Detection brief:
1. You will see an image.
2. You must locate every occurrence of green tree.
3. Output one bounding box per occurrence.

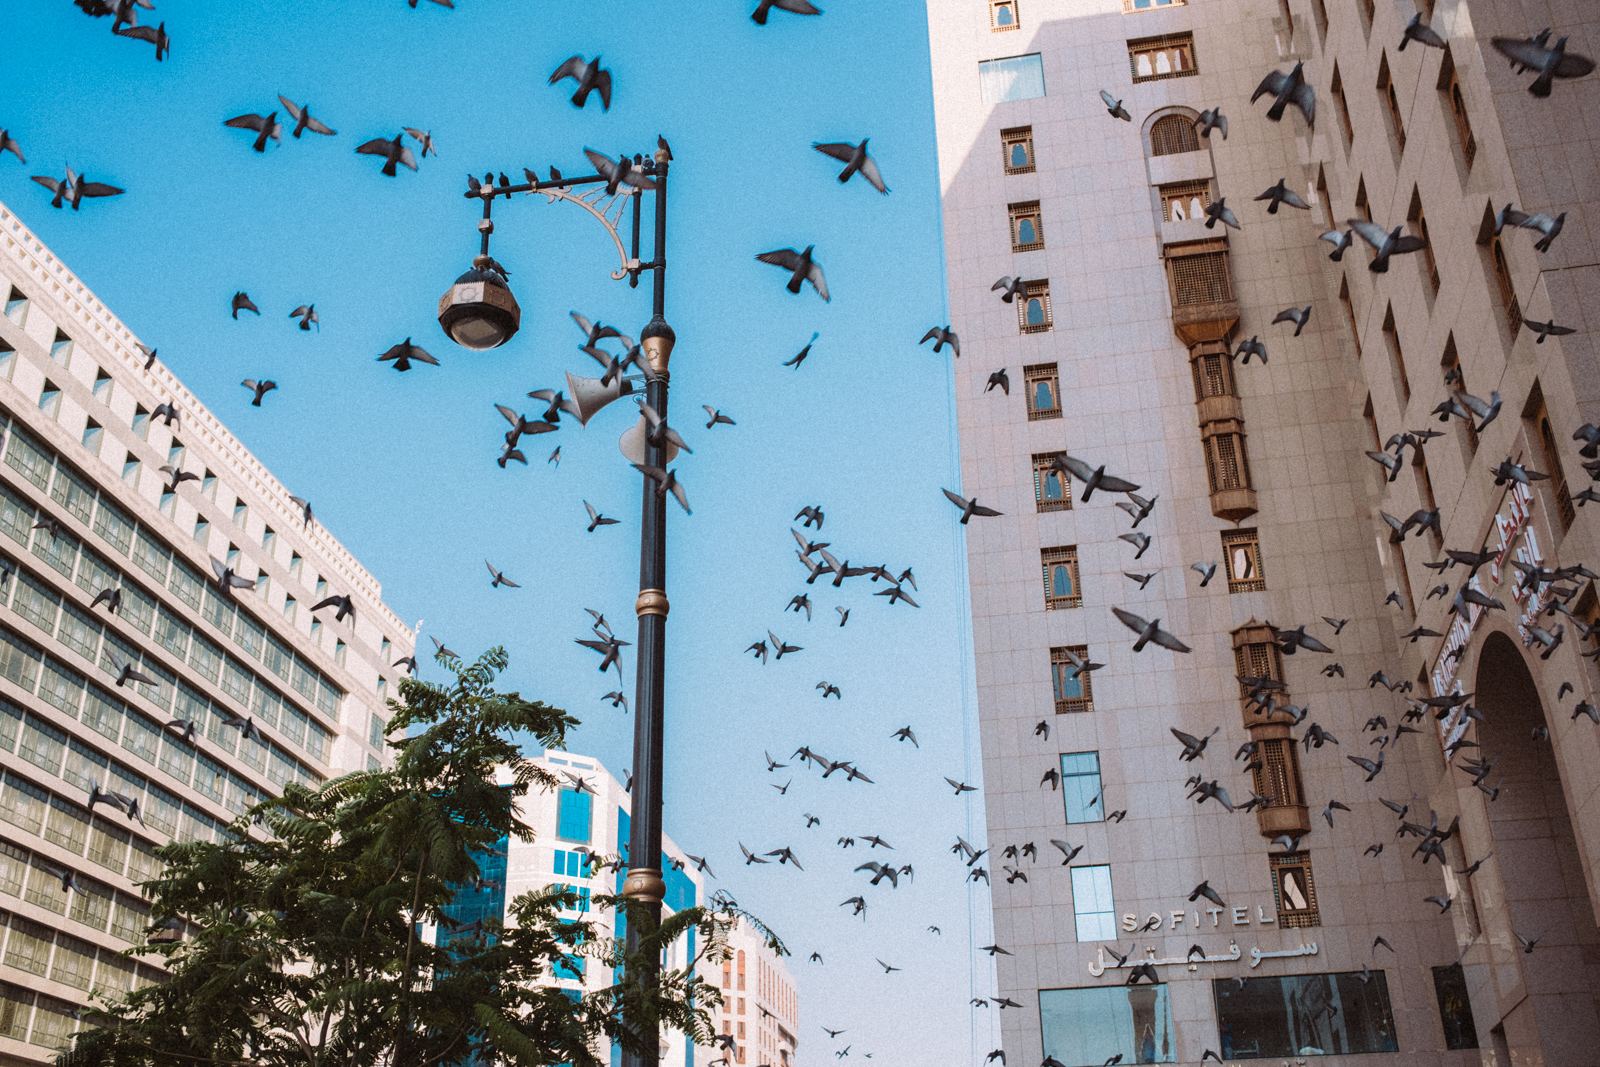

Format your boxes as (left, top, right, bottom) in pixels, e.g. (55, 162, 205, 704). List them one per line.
(63, 647, 780, 1067)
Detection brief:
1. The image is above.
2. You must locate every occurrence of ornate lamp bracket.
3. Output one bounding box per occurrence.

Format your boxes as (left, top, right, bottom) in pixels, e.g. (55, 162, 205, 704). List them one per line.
(531, 184, 642, 281)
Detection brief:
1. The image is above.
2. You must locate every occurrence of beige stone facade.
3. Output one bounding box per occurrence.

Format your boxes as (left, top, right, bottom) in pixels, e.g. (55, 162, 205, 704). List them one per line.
(0, 201, 413, 1063)
(927, 0, 1599, 1064)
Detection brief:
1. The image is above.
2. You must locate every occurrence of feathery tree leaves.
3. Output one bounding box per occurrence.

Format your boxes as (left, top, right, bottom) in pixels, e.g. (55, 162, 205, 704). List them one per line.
(62, 646, 781, 1067)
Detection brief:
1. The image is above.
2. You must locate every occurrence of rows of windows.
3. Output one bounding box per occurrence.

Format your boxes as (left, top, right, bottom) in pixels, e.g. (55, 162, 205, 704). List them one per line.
(0, 981, 86, 1055)
(0, 302, 392, 672)
(0, 691, 271, 857)
(0, 542, 327, 777)
(0, 419, 343, 733)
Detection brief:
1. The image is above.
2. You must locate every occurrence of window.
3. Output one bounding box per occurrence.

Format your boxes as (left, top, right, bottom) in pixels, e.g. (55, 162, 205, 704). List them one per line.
(262, 526, 276, 553)
(1159, 180, 1209, 222)
(4, 286, 27, 325)
(1382, 305, 1410, 404)
(1001, 127, 1035, 174)
(1213, 972, 1397, 1059)
(37, 382, 61, 420)
(1041, 984, 1175, 1067)
(1433, 965, 1480, 1050)
(381, 637, 392, 658)
(159, 491, 176, 518)
(1060, 752, 1103, 824)
(1407, 188, 1439, 293)
(1358, 0, 1376, 31)
(1191, 347, 1237, 401)
(309, 619, 322, 646)
(50, 329, 74, 368)
(1269, 851, 1320, 926)
(1377, 54, 1406, 152)
(122, 453, 141, 488)
(168, 442, 185, 470)
(335, 640, 347, 667)
(1128, 33, 1196, 82)
(225, 543, 240, 570)
(990, 0, 1018, 30)
(0, 340, 12, 381)
(370, 712, 386, 749)
(1413, 452, 1440, 541)
(1330, 63, 1353, 146)
(1148, 115, 1199, 156)
(316, 578, 330, 600)
(1018, 280, 1052, 333)
(557, 787, 592, 842)
(257, 573, 271, 599)
(1041, 546, 1082, 609)
(81, 420, 102, 456)
(132, 405, 149, 440)
(1070, 865, 1117, 941)
(1354, 175, 1371, 222)
(1032, 452, 1070, 512)
(1222, 529, 1265, 592)
(92, 370, 113, 404)
(979, 54, 1046, 104)
(283, 597, 297, 624)
(375, 676, 387, 701)
(1202, 426, 1253, 492)
(289, 552, 303, 580)
(1441, 335, 1477, 454)
(1123, 0, 1182, 10)
(1024, 363, 1061, 419)
(1166, 243, 1233, 306)
(1310, 0, 1328, 36)
(1439, 48, 1476, 170)
(1009, 202, 1044, 251)
(1478, 206, 1522, 337)
(1338, 276, 1361, 356)
(234, 500, 248, 526)
(1315, 165, 1333, 228)
(1527, 385, 1575, 532)
(1050, 646, 1094, 713)
(1249, 734, 1305, 808)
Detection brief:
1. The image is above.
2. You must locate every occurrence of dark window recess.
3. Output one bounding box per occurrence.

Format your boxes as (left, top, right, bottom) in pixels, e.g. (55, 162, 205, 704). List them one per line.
(1213, 971, 1399, 1060)
(1149, 114, 1200, 156)
(1432, 964, 1479, 1050)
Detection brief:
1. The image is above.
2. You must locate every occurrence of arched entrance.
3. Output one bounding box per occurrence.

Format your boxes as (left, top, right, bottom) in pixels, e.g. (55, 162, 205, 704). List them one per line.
(1473, 631, 1600, 1064)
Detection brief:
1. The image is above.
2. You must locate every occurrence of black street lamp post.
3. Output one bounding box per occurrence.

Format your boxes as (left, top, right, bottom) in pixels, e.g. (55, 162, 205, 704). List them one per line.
(436, 143, 674, 1067)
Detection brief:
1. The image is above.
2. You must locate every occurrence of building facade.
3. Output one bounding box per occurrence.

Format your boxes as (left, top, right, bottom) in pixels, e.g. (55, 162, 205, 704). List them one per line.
(0, 200, 414, 1062)
(717, 917, 799, 1067)
(437, 752, 786, 1067)
(927, 0, 1599, 1064)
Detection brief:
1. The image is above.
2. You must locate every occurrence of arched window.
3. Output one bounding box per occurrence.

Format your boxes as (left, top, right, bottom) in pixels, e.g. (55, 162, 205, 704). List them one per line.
(1136, 54, 1153, 77)
(1026, 296, 1046, 327)
(1149, 114, 1200, 156)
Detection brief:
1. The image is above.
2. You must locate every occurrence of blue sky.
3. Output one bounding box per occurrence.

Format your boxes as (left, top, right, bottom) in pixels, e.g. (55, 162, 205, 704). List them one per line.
(1, 1, 999, 1062)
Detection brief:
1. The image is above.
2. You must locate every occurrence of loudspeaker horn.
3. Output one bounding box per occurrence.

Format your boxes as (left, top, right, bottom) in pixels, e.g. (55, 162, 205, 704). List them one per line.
(566, 371, 634, 426)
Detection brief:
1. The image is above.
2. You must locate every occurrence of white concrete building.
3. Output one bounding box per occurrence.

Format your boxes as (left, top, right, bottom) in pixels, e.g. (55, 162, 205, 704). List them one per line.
(0, 199, 414, 1063)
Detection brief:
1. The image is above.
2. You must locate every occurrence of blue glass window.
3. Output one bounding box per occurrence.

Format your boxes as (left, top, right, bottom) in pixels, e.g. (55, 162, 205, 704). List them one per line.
(1070, 865, 1116, 941)
(1041, 984, 1175, 1065)
(1061, 752, 1102, 824)
(557, 787, 592, 842)
(1026, 297, 1047, 326)
(979, 54, 1046, 104)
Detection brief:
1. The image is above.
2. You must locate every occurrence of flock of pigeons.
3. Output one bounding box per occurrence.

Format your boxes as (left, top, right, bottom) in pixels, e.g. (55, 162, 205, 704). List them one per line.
(12, 3, 1598, 1065)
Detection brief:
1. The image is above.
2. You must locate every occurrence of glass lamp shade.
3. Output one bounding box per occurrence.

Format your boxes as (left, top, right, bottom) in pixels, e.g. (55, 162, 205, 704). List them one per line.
(437, 266, 521, 350)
